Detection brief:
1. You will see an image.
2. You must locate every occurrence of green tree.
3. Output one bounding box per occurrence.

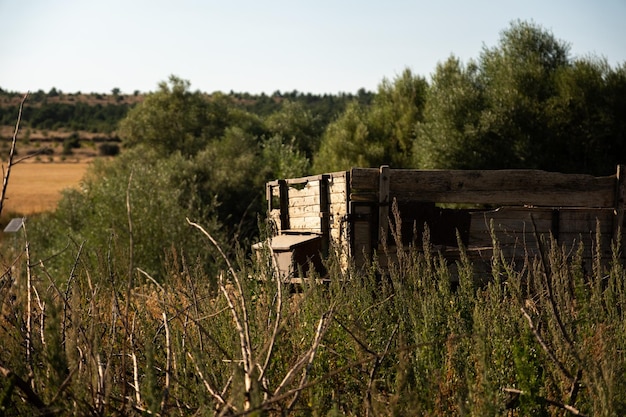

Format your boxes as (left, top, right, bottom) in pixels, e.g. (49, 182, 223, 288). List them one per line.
(260, 134, 310, 180)
(118, 75, 217, 157)
(370, 68, 427, 167)
(190, 127, 267, 241)
(415, 57, 489, 169)
(314, 69, 427, 172)
(313, 101, 378, 172)
(478, 20, 571, 168)
(548, 59, 626, 174)
(265, 100, 322, 158)
(414, 20, 620, 172)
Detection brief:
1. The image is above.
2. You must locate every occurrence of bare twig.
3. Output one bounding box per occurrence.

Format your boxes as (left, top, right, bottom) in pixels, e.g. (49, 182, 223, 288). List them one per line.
(48, 366, 79, 407)
(161, 311, 171, 414)
(530, 215, 578, 358)
(122, 171, 134, 409)
(258, 245, 283, 387)
(503, 387, 587, 416)
(365, 324, 398, 417)
(271, 308, 333, 413)
(217, 271, 254, 410)
(186, 351, 233, 413)
(187, 218, 255, 410)
(521, 307, 573, 380)
(130, 331, 142, 404)
(286, 310, 332, 414)
(0, 92, 28, 217)
(23, 222, 34, 385)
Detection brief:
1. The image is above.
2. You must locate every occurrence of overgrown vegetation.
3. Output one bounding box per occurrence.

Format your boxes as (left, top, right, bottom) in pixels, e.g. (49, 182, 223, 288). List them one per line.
(0, 219, 624, 415)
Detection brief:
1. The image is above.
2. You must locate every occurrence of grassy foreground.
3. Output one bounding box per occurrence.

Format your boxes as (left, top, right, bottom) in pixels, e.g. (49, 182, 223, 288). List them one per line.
(0, 225, 625, 416)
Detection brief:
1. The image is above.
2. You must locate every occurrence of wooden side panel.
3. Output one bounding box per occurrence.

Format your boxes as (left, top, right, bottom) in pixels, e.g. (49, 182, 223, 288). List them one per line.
(328, 172, 348, 242)
(469, 207, 616, 260)
(469, 208, 553, 248)
(270, 166, 624, 278)
(286, 179, 322, 231)
(350, 168, 379, 192)
(350, 167, 617, 205)
(387, 169, 616, 207)
(351, 204, 373, 268)
(328, 172, 350, 269)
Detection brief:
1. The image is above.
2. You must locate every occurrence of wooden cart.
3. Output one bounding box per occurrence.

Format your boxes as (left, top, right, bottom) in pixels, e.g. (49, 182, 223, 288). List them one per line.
(255, 165, 626, 281)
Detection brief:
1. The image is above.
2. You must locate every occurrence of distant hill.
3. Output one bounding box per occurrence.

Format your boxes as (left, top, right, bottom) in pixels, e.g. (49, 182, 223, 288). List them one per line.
(0, 87, 372, 138)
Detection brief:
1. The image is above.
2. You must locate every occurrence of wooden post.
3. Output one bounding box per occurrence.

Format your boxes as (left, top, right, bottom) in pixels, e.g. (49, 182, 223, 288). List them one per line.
(320, 175, 330, 255)
(378, 165, 390, 247)
(279, 180, 290, 231)
(614, 165, 625, 243)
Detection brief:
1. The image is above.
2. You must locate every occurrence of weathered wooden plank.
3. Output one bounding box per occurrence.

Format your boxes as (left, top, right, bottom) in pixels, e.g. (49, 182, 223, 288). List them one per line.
(350, 168, 380, 191)
(558, 210, 613, 234)
(387, 169, 616, 207)
(468, 208, 553, 248)
(287, 185, 321, 200)
(614, 165, 625, 241)
(288, 218, 322, 231)
(470, 209, 553, 231)
(288, 195, 321, 207)
(287, 211, 325, 220)
(378, 166, 390, 246)
(288, 204, 325, 216)
(470, 227, 545, 246)
(284, 175, 324, 185)
(350, 192, 378, 202)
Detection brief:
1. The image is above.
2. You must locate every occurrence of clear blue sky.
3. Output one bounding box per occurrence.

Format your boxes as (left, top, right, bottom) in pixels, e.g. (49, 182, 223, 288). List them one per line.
(1, 0, 624, 95)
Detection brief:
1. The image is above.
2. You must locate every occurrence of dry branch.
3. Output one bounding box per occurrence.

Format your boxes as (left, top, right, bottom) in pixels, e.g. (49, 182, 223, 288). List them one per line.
(0, 364, 47, 412)
(187, 218, 255, 410)
(0, 92, 28, 217)
(521, 306, 573, 380)
(503, 388, 587, 416)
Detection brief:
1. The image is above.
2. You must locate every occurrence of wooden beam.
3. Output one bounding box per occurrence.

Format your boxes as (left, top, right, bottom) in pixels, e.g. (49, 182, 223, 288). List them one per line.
(279, 180, 290, 231)
(378, 165, 390, 246)
(614, 165, 625, 242)
(320, 174, 330, 254)
(387, 169, 616, 207)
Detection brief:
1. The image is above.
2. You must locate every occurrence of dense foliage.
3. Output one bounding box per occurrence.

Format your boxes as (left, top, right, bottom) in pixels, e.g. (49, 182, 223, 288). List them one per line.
(317, 21, 626, 175)
(412, 22, 626, 175)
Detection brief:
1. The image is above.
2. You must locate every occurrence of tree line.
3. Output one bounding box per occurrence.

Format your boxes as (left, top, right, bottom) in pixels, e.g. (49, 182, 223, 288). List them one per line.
(0, 85, 368, 138)
(6, 20, 626, 280)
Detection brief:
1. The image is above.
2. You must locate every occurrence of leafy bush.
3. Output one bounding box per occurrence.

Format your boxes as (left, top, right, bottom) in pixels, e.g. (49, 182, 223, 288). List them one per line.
(26, 145, 226, 282)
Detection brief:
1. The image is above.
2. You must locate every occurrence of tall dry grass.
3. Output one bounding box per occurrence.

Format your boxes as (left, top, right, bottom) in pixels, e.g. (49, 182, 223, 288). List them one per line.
(0, 216, 624, 416)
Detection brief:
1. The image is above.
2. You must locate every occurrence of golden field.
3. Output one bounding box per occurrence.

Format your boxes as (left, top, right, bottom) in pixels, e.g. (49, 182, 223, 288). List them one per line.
(2, 162, 89, 215)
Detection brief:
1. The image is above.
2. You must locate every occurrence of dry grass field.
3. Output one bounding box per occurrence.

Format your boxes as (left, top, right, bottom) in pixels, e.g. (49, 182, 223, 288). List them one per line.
(2, 162, 88, 215)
